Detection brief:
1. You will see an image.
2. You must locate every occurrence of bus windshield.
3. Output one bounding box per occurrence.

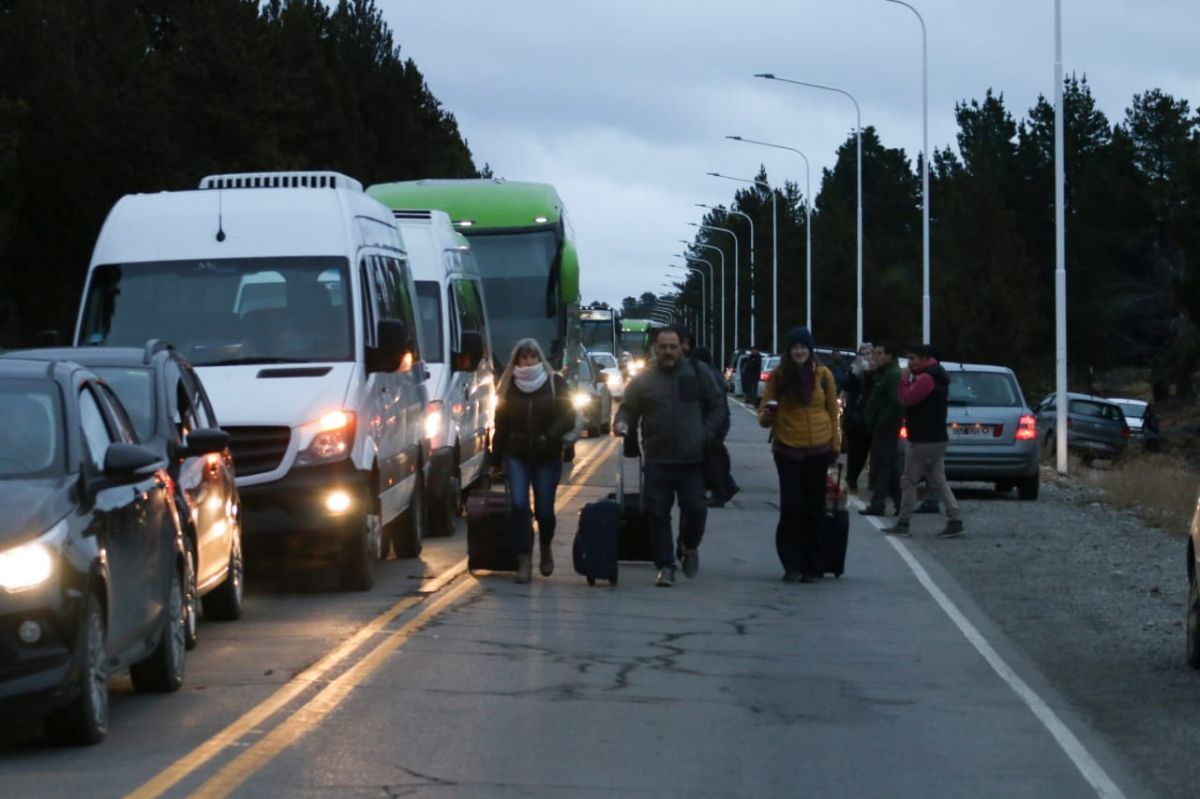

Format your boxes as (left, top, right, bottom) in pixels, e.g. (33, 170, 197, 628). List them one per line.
(464, 230, 559, 363)
(581, 319, 616, 354)
(78, 257, 353, 366)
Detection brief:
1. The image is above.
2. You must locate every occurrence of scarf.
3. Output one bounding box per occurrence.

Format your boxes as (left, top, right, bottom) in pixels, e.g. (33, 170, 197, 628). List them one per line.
(513, 364, 549, 394)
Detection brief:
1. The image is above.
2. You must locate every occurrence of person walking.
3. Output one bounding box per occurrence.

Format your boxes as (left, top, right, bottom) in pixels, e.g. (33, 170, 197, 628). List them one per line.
(759, 327, 840, 583)
(614, 326, 728, 586)
(693, 346, 740, 507)
(885, 345, 964, 538)
(741, 345, 763, 408)
(490, 338, 576, 582)
(859, 343, 903, 516)
(838, 342, 873, 491)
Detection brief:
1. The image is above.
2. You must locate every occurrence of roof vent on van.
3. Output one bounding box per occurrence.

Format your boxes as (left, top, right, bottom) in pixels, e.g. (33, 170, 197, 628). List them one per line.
(391, 210, 433, 220)
(198, 171, 364, 193)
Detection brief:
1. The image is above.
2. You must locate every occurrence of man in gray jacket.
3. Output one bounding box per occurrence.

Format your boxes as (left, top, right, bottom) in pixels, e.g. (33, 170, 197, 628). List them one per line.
(613, 326, 728, 586)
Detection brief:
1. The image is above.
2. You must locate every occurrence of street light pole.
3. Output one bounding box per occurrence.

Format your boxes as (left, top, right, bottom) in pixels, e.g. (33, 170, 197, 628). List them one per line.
(690, 221, 740, 355)
(675, 255, 714, 349)
(756, 73, 863, 347)
(883, 0, 930, 344)
(686, 236, 731, 365)
(1054, 0, 1068, 475)
(698, 203, 756, 351)
(707, 173, 778, 352)
(669, 264, 707, 346)
(726, 136, 813, 333)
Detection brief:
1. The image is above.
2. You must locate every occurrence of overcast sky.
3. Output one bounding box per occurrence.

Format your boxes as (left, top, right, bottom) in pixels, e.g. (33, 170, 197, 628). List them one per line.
(378, 0, 1199, 309)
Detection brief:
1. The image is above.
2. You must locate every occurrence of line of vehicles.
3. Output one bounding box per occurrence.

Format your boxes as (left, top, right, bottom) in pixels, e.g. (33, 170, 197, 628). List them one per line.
(0, 171, 639, 744)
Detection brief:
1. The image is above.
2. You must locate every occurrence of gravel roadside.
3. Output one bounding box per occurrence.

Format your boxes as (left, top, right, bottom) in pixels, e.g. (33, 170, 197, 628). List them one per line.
(905, 468, 1197, 799)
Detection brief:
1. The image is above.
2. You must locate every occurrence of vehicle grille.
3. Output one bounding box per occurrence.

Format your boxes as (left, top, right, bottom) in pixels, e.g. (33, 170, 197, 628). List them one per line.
(224, 426, 291, 477)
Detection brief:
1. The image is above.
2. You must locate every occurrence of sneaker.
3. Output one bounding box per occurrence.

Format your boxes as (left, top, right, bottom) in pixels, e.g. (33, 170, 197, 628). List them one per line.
(539, 541, 555, 576)
(514, 554, 533, 584)
(681, 548, 699, 578)
(782, 570, 801, 583)
(858, 505, 887, 516)
(884, 520, 911, 537)
(799, 573, 824, 583)
(706, 496, 726, 508)
(938, 520, 965, 539)
(655, 567, 676, 587)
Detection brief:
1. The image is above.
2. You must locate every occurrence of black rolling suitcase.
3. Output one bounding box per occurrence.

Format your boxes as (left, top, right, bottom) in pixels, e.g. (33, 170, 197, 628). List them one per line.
(466, 478, 517, 573)
(612, 452, 654, 563)
(573, 451, 625, 586)
(822, 464, 850, 577)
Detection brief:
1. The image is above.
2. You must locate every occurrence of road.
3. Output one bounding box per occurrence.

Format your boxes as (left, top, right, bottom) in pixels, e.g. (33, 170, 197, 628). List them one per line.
(0, 400, 1150, 797)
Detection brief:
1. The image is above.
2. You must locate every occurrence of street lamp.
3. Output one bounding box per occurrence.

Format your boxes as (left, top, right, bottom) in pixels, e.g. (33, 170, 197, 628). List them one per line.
(1054, 0, 1068, 475)
(689, 221, 740, 355)
(883, 0, 931, 345)
(756, 73, 863, 347)
(726, 136, 813, 334)
(697, 204, 756, 350)
(707, 172, 778, 353)
(683, 239, 726, 365)
(669, 263, 708, 346)
(674, 255, 714, 349)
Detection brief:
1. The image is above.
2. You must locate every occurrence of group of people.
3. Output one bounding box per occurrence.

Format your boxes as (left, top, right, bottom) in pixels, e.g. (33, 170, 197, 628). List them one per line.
(486, 324, 964, 587)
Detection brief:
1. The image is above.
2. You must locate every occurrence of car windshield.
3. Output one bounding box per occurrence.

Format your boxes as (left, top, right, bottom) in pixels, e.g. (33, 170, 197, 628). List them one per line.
(79, 257, 353, 366)
(946, 371, 1021, 407)
(0, 380, 64, 478)
(92, 367, 155, 441)
(1116, 402, 1146, 419)
(1070, 399, 1124, 422)
(464, 230, 558, 363)
(414, 281, 444, 364)
(591, 353, 618, 370)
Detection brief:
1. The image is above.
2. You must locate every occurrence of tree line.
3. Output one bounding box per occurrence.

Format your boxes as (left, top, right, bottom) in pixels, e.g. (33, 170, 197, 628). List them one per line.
(681, 77, 1199, 398)
(0, 0, 480, 347)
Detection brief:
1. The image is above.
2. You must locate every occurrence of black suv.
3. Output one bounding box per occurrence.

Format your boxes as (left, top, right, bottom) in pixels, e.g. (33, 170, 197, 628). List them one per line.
(15, 342, 243, 648)
(0, 358, 187, 745)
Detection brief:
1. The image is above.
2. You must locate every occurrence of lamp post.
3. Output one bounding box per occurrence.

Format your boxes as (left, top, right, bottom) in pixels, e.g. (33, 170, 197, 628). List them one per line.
(690, 221, 740, 355)
(1054, 0, 1067, 475)
(726, 135, 813, 333)
(883, 0, 930, 344)
(756, 73, 863, 347)
(707, 172, 777, 353)
(697, 204, 756, 350)
(678, 254, 714, 349)
(670, 260, 711, 349)
(684, 239, 727, 365)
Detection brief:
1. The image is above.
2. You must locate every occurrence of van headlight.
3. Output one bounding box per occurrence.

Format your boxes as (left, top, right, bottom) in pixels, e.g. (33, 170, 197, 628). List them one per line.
(0, 519, 67, 593)
(572, 392, 593, 410)
(424, 401, 444, 441)
(297, 410, 356, 466)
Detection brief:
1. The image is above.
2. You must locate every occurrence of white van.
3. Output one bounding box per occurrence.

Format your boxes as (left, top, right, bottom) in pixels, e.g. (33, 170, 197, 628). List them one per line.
(74, 171, 429, 591)
(392, 210, 495, 537)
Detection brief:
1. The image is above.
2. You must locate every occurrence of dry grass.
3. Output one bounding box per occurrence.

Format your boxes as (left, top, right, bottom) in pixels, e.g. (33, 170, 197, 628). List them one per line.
(1072, 451, 1198, 533)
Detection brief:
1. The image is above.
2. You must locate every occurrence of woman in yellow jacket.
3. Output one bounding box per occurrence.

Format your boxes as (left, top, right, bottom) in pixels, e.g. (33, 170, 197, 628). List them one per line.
(759, 327, 841, 582)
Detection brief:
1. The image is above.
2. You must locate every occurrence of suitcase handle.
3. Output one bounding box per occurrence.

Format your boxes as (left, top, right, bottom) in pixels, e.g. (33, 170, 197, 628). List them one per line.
(614, 443, 643, 511)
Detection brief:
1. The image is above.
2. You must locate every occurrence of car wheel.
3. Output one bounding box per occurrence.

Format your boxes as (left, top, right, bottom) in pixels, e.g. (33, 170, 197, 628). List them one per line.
(183, 540, 199, 651)
(586, 424, 600, 438)
(44, 594, 108, 746)
(130, 568, 186, 693)
(392, 473, 426, 559)
(340, 509, 380, 592)
(600, 421, 611, 435)
(429, 471, 460, 538)
(1017, 474, 1039, 501)
(1187, 569, 1200, 670)
(202, 525, 244, 621)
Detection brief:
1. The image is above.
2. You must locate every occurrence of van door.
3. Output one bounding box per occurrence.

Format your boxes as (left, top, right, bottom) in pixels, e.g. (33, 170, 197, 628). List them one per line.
(450, 277, 492, 487)
(359, 256, 402, 519)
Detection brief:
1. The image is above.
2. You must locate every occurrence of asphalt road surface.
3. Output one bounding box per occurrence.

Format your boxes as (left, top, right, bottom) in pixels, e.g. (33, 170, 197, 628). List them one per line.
(0, 400, 1153, 798)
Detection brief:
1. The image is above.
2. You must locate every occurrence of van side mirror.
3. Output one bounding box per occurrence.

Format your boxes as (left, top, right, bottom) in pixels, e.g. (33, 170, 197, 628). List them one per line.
(180, 428, 230, 458)
(453, 331, 485, 373)
(371, 319, 410, 373)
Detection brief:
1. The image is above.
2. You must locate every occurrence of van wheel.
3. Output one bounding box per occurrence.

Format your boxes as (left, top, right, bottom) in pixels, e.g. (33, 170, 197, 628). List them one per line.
(429, 472, 460, 538)
(130, 569, 186, 693)
(202, 526, 244, 621)
(340, 511, 379, 591)
(1188, 569, 1200, 669)
(392, 474, 426, 559)
(183, 540, 199, 650)
(44, 594, 108, 746)
(1017, 475, 1039, 501)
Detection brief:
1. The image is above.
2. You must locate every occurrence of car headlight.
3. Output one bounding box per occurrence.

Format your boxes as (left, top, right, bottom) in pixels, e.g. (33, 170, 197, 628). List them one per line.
(424, 401, 444, 441)
(0, 519, 67, 593)
(606, 374, 622, 389)
(572, 392, 593, 410)
(296, 410, 356, 466)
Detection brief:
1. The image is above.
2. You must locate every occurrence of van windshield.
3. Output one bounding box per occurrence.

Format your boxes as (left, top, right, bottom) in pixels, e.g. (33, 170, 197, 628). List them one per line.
(79, 257, 353, 366)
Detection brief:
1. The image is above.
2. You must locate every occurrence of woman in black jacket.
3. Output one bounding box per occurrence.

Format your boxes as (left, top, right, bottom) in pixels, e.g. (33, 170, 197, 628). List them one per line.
(490, 338, 576, 583)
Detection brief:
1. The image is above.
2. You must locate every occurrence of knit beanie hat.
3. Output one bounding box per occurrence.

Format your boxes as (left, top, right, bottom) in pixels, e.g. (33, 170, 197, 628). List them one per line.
(783, 326, 815, 352)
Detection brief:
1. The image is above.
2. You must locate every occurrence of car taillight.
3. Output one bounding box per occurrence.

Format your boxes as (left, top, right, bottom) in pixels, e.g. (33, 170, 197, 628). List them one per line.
(1014, 414, 1038, 441)
(898, 422, 908, 440)
(760, 371, 770, 382)
(1121, 425, 1131, 439)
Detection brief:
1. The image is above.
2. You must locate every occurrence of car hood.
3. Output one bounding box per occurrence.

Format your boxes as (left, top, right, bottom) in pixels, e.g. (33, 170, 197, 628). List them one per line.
(0, 477, 75, 547)
(194, 363, 357, 428)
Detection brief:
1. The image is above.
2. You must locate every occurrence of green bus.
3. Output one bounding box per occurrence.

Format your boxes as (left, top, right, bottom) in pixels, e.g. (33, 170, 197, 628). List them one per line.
(366, 179, 581, 370)
(619, 318, 653, 362)
(580, 306, 617, 355)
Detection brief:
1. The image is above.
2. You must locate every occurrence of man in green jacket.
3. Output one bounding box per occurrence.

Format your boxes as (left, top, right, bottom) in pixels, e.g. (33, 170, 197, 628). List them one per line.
(860, 342, 903, 516)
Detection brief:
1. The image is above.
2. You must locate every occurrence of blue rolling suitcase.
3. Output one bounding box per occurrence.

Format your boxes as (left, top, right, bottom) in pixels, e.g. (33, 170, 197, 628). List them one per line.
(573, 454, 623, 586)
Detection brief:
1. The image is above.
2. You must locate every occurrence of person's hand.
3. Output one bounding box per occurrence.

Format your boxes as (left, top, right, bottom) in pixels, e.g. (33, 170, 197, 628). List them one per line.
(613, 421, 629, 437)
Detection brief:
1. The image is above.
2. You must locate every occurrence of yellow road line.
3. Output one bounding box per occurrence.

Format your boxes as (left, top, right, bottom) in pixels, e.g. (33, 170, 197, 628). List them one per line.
(127, 436, 617, 799)
(187, 579, 478, 799)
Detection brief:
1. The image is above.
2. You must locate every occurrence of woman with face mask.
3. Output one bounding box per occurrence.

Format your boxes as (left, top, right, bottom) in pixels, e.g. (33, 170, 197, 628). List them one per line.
(490, 338, 576, 583)
(758, 327, 841, 582)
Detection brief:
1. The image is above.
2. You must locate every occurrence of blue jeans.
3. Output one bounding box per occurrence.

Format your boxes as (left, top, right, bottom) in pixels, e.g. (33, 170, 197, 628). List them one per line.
(504, 456, 563, 555)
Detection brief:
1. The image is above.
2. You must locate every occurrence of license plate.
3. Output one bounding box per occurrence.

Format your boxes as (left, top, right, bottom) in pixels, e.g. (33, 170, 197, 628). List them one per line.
(949, 423, 992, 437)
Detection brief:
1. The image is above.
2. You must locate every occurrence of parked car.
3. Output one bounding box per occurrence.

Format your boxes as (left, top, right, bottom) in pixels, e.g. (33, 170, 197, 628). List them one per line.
(6, 341, 244, 649)
(725, 349, 751, 395)
(0, 358, 188, 745)
(1107, 397, 1161, 448)
(73, 170, 429, 591)
(589, 351, 624, 399)
(940, 362, 1041, 500)
(1035, 392, 1130, 461)
(573, 354, 613, 437)
(394, 210, 494, 538)
(757, 355, 781, 400)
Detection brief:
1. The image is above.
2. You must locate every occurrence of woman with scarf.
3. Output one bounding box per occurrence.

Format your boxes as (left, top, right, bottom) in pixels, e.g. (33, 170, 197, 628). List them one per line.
(490, 338, 576, 583)
(758, 327, 841, 583)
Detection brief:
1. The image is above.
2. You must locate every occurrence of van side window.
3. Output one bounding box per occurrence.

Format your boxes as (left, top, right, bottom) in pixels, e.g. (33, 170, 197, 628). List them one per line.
(376, 256, 420, 361)
(452, 279, 490, 360)
(359, 258, 377, 346)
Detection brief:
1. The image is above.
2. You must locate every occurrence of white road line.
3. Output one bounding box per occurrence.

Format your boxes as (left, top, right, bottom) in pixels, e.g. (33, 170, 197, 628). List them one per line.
(848, 496, 1127, 799)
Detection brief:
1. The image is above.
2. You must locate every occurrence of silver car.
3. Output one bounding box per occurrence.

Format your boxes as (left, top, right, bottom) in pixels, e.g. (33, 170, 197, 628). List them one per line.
(1035, 392, 1130, 461)
(757, 355, 781, 400)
